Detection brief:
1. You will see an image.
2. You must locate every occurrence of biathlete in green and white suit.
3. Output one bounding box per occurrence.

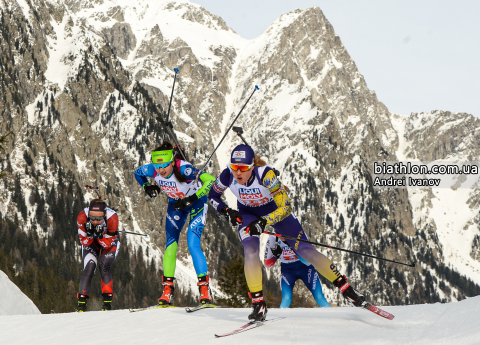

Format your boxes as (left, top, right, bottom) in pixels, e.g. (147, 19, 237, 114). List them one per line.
(134, 141, 215, 305)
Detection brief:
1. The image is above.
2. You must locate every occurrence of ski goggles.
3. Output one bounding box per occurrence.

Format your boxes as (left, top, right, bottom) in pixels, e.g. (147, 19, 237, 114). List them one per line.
(154, 161, 172, 169)
(89, 215, 104, 221)
(230, 163, 254, 172)
(152, 150, 173, 169)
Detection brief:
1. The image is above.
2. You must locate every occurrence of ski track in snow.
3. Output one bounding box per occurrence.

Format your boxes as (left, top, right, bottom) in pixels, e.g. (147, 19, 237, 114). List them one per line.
(1, 296, 480, 344)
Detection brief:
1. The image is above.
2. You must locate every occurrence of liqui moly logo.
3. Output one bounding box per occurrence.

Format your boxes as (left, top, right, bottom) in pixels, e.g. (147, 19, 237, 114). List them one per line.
(158, 181, 176, 187)
(238, 188, 262, 200)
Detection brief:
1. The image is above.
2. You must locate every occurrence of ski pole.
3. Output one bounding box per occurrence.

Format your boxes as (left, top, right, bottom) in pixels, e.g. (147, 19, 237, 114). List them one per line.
(118, 230, 149, 238)
(162, 68, 179, 142)
(232, 126, 250, 145)
(231, 125, 281, 177)
(183, 85, 260, 195)
(263, 231, 416, 268)
(200, 85, 259, 172)
(156, 68, 188, 161)
(85, 185, 101, 198)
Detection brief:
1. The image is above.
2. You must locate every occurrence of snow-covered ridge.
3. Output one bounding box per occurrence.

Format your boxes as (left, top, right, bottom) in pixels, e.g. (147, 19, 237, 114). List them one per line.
(391, 111, 480, 286)
(0, 271, 40, 315)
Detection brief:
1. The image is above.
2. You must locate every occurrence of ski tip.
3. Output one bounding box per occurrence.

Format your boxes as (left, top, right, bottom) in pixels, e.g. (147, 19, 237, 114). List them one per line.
(254, 85, 259, 90)
(174, 67, 179, 73)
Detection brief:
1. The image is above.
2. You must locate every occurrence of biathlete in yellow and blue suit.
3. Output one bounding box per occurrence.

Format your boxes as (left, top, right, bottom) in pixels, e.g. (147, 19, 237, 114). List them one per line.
(134, 141, 215, 306)
(208, 144, 365, 321)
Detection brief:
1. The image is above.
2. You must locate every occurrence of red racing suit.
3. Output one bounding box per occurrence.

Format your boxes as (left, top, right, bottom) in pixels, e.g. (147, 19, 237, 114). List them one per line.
(77, 207, 119, 250)
(77, 207, 120, 295)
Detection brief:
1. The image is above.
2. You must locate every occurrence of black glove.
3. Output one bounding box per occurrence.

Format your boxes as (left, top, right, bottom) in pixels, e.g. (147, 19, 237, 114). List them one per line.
(85, 222, 94, 239)
(221, 206, 243, 226)
(174, 193, 198, 211)
(144, 183, 161, 198)
(94, 224, 104, 239)
(271, 243, 282, 258)
(245, 218, 267, 236)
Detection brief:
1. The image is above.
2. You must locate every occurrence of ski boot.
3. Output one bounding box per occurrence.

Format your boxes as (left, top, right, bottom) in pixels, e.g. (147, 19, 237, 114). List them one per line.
(76, 293, 89, 312)
(197, 275, 213, 304)
(158, 276, 175, 306)
(101, 293, 113, 311)
(334, 275, 365, 307)
(248, 291, 267, 321)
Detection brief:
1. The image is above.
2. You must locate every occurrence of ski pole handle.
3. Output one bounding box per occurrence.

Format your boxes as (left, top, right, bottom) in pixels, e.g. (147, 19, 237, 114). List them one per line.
(85, 185, 102, 198)
(263, 231, 416, 268)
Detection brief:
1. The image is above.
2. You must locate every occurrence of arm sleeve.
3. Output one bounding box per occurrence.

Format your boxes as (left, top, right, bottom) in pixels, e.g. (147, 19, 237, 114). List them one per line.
(207, 169, 231, 212)
(97, 213, 119, 249)
(264, 235, 278, 268)
(179, 164, 216, 199)
(77, 211, 94, 247)
(261, 168, 292, 225)
(196, 172, 216, 198)
(134, 164, 156, 187)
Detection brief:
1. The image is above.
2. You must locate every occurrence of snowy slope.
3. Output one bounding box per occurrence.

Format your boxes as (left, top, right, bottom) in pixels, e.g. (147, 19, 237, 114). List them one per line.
(0, 271, 40, 316)
(391, 113, 480, 287)
(1, 297, 480, 344)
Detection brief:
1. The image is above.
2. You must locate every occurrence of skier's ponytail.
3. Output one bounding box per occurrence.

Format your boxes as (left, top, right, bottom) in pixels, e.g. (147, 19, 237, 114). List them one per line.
(254, 156, 266, 167)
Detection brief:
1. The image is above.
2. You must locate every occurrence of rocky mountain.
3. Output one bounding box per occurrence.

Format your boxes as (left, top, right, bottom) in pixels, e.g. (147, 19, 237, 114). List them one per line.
(0, 0, 479, 311)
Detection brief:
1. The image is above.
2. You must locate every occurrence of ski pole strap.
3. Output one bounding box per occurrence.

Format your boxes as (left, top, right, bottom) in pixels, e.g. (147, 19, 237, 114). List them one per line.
(263, 231, 416, 268)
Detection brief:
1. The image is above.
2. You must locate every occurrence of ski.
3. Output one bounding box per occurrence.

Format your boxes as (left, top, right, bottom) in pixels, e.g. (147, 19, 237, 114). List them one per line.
(185, 303, 221, 313)
(214, 317, 285, 338)
(129, 305, 178, 313)
(361, 302, 395, 320)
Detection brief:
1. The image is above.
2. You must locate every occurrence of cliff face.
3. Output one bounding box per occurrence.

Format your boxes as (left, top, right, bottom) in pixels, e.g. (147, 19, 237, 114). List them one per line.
(1, 0, 479, 307)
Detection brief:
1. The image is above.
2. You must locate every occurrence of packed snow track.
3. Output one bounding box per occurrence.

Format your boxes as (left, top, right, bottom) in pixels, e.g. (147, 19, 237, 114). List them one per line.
(1, 296, 479, 344)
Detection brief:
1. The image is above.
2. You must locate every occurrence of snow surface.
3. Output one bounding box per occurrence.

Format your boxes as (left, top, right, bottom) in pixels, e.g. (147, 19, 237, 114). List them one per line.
(0, 271, 40, 316)
(1, 296, 480, 344)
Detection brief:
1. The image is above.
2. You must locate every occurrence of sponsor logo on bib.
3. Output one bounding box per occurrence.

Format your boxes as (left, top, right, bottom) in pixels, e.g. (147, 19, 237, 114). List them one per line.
(157, 181, 176, 187)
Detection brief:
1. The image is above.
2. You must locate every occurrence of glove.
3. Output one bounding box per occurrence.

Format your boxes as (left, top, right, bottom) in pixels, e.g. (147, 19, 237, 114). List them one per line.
(94, 224, 105, 239)
(85, 222, 94, 239)
(174, 193, 198, 211)
(144, 183, 161, 198)
(271, 243, 282, 259)
(221, 206, 243, 226)
(245, 218, 267, 236)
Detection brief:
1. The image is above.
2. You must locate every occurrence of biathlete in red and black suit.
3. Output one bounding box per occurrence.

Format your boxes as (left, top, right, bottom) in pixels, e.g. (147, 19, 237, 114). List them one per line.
(76, 198, 120, 312)
(208, 144, 364, 321)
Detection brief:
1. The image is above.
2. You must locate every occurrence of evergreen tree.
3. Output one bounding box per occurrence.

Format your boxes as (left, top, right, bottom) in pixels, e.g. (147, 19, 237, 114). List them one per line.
(0, 131, 11, 179)
(217, 253, 249, 307)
